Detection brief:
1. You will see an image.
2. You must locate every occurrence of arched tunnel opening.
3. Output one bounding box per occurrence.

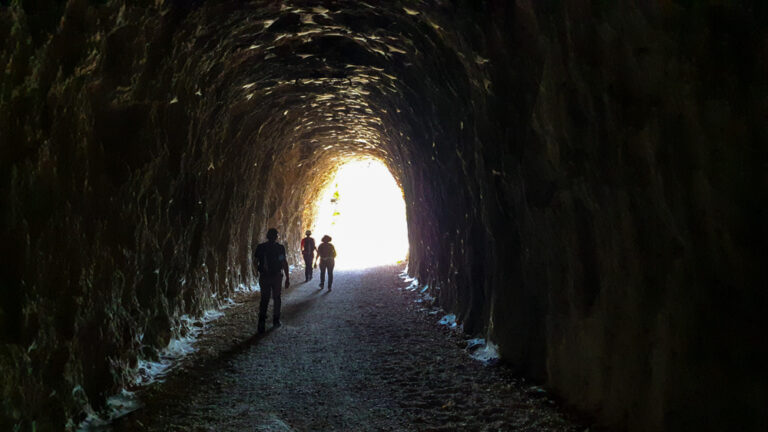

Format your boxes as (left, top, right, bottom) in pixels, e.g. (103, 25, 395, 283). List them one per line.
(310, 157, 409, 269)
(1, 1, 767, 430)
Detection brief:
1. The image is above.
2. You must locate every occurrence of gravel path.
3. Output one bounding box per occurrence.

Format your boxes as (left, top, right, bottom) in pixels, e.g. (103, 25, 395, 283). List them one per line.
(112, 264, 588, 431)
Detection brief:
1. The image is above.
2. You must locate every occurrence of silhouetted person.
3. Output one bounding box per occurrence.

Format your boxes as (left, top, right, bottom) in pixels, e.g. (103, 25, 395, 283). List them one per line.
(300, 230, 316, 282)
(317, 235, 337, 291)
(254, 228, 290, 333)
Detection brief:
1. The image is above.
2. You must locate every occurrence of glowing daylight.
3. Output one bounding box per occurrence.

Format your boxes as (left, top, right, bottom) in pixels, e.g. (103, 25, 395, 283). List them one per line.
(312, 159, 409, 269)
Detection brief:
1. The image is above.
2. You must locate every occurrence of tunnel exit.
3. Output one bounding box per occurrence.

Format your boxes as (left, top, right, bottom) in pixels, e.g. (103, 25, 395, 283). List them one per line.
(311, 159, 408, 269)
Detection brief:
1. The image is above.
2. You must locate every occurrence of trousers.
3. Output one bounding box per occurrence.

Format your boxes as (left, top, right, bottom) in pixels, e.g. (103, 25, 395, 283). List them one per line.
(319, 258, 335, 287)
(258, 274, 282, 324)
(303, 254, 314, 280)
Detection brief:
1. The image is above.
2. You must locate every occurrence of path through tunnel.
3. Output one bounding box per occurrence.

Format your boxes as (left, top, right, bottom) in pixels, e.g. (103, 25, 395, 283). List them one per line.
(1, 1, 767, 431)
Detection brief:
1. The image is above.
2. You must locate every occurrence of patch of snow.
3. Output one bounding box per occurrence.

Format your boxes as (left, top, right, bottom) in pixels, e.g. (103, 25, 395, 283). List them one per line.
(468, 339, 501, 366)
(133, 357, 172, 386)
(80, 294, 238, 430)
(164, 334, 197, 359)
(394, 269, 502, 367)
(236, 283, 259, 293)
(466, 338, 485, 351)
(202, 309, 224, 322)
(439, 314, 457, 328)
(130, 307, 227, 387)
(77, 389, 140, 431)
(255, 415, 295, 431)
(398, 268, 414, 283)
(221, 297, 237, 308)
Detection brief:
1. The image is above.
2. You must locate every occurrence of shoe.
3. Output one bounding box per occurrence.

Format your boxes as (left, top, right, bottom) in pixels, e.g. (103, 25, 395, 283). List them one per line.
(319, 282, 324, 289)
(328, 287, 332, 292)
(257, 322, 265, 334)
(273, 321, 281, 328)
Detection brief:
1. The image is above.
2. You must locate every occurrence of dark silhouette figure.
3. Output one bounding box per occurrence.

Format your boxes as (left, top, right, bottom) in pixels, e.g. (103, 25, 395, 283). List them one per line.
(300, 230, 316, 282)
(254, 228, 290, 333)
(317, 235, 337, 291)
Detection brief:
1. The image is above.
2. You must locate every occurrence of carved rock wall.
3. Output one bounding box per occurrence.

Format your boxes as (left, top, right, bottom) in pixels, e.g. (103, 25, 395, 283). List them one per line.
(1, 1, 766, 430)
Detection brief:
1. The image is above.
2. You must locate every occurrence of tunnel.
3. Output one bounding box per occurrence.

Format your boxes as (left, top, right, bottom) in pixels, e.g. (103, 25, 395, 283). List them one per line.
(1, 0, 766, 430)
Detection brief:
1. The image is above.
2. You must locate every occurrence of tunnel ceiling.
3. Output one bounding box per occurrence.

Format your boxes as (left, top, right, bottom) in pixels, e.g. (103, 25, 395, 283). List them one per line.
(169, 0, 487, 188)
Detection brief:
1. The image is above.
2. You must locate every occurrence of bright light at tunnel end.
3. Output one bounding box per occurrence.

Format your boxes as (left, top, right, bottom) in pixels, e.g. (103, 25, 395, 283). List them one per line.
(312, 158, 408, 270)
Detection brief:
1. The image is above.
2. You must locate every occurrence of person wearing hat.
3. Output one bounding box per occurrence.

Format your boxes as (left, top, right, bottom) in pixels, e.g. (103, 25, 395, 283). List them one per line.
(254, 228, 290, 333)
(300, 230, 317, 282)
(317, 235, 337, 291)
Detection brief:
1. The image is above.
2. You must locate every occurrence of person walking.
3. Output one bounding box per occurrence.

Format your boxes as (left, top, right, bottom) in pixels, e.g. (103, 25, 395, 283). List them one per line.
(317, 235, 336, 291)
(254, 228, 290, 333)
(300, 230, 316, 282)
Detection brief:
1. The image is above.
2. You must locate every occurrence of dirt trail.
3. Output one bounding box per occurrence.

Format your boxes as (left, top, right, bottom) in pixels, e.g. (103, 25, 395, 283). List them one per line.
(112, 265, 587, 431)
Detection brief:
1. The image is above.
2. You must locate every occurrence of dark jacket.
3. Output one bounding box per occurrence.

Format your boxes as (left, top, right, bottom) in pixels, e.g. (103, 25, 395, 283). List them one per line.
(254, 241, 287, 277)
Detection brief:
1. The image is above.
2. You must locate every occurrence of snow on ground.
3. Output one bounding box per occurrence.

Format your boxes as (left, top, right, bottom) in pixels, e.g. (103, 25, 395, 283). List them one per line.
(77, 389, 141, 431)
(236, 282, 260, 293)
(467, 338, 501, 366)
(132, 308, 226, 387)
(398, 273, 501, 366)
(438, 314, 458, 329)
(78, 285, 257, 431)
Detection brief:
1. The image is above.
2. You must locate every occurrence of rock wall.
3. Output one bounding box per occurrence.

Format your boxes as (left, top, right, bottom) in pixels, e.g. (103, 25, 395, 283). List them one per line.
(0, 1, 308, 427)
(409, 2, 768, 430)
(1, 0, 766, 430)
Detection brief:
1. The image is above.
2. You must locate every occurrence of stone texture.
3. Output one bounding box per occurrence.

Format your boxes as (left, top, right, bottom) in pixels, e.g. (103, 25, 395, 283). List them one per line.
(1, 0, 766, 430)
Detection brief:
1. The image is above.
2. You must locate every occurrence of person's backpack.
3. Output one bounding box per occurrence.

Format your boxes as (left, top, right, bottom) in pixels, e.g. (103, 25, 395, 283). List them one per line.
(318, 242, 336, 259)
(256, 242, 284, 276)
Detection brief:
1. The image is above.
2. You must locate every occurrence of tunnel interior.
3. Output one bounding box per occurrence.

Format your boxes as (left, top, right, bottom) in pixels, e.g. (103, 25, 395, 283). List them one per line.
(1, 0, 767, 430)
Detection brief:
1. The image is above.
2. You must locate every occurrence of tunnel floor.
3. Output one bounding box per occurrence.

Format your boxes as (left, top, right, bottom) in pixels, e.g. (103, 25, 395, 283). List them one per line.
(111, 265, 585, 431)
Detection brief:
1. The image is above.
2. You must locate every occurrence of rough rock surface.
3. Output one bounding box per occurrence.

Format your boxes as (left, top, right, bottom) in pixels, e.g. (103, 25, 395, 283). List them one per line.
(1, 1, 766, 431)
(112, 265, 585, 431)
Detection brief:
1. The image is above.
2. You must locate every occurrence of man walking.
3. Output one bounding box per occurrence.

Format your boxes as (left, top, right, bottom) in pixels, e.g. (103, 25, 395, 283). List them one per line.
(300, 230, 316, 282)
(317, 235, 336, 291)
(254, 228, 290, 333)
